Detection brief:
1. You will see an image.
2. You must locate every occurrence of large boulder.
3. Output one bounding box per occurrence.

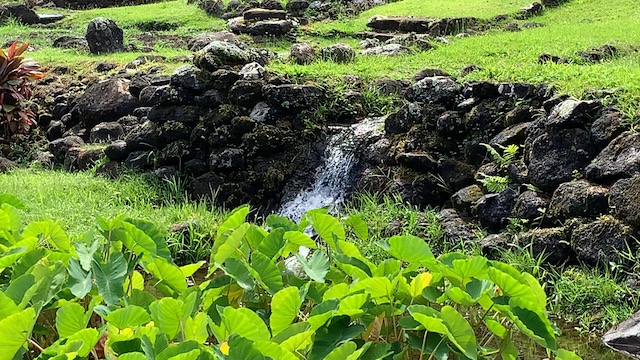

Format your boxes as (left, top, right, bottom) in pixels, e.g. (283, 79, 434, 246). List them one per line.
(513, 190, 549, 221)
(188, 31, 241, 52)
(586, 132, 640, 183)
(609, 175, 640, 227)
(527, 128, 595, 192)
(405, 76, 461, 105)
(590, 110, 628, 148)
(85, 17, 124, 54)
(170, 65, 213, 92)
(571, 216, 636, 265)
(548, 180, 609, 220)
(604, 312, 640, 359)
(263, 84, 325, 111)
(517, 227, 573, 264)
(476, 187, 519, 231)
(193, 40, 250, 72)
(74, 78, 141, 129)
(89, 122, 124, 143)
(384, 102, 422, 134)
(0, 4, 40, 25)
(544, 99, 601, 131)
(49, 136, 85, 162)
(320, 44, 356, 63)
(290, 43, 316, 65)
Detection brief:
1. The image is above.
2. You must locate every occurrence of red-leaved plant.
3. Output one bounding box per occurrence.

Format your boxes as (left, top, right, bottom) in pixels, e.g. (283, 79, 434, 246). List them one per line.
(0, 41, 45, 137)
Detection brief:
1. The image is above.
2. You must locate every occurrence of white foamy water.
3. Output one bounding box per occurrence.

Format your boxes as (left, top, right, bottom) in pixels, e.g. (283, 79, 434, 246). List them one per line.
(279, 118, 383, 221)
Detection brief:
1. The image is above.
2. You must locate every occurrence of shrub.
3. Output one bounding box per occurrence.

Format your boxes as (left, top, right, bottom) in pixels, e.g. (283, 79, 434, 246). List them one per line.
(0, 194, 582, 359)
(0, 41, 44, 137)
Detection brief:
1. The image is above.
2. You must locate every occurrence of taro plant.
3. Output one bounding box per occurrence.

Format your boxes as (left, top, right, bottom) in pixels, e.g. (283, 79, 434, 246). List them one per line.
(0, 194, 582, 359)
(0, 41, 44, 137)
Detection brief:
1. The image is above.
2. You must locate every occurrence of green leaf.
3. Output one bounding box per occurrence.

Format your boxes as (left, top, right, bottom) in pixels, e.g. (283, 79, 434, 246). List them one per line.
(67, 258, 92, 299)
(226, 335, 265, 360)
(214, 223, 250, 265)
(22, 220, 70, 252)
(5, 273, 35, 307)
(445, 287, 476, 306)
(265, 214, 298, 231)
(384, 235, 434, 265)
(508, 297, 557, 350)
(92, 252, 127, 306)
(0, 246, 27, 270)
(150, 298, 184, 340)
(345, 215, 368, 241)
(440, 305, 477, 360)
(253, 340, 298, 360)
(484, 319, 507, 339)
(283, 231, 317, 249)
(257, 228, 286, 260)
(156, 341, 200, 360)
(294, 251, 329, 283)
(119, 353, 148, 360)
(146, 257, 188, 293)
(75, 240, 99, 272)
(222, 306, 271, 341)
(250, 252, 283, 294)
(221, 258, 254, 291)
(0, 292, 19, 321)
(0, 307, 36, 360)
(125, 219, 172, 261)
(325, 341, 357, 360)
(180, 261, 206, 278)
(271, 322, 311, 343)
(216, 205, 250, 239)
(66, 328, 100, 357)
(184, 312, 209, 344)
(307, 213, 345, 250)
(0, 194, 25, 209)
(556, 349, 583, 360)
(106, 305, 151, 329)
(56, 302, 90, 337)
(270, 287, 302, 336)
(309, 315, 365, 360)
(1, 204, 21, 232)
(121, 221, 158, 258)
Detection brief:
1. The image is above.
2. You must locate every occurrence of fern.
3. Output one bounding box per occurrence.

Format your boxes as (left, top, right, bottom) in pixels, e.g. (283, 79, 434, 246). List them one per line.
(481, 143, 520, 169)
(478, 173, 510, 193)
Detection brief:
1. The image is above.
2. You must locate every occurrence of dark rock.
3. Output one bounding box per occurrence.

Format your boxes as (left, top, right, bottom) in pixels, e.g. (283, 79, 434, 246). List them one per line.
(290, 43, 316, 65)
(528, 128, 595, 192)
(1, 4, 40, 24)
(414, 68, 451, 81)
(438, 158, 475, 190)
(476, 187, 519, 231)
(538, 53, 566, 64)
(497, 82, 535, 99)
(579, 44, 618, 63)
(373, 79, 407, 97)
(239, 62, 266, 80)
(480, 233, 514, 257)
(125, 121, 162, 151)
(363, 138, 393, 165)
(397, 152, 438, 172)
(244, 8, 287, 20)
(320, 44, 356, 63)
(140, 85, 194, 107)
(184, 158, 209, 177)
(157, 140, 192, 165)
(195, 89, 225, 109)
(95, 62, 116, 72)
(104, 140, 130, 161)
(242, 124, 288, 155)
(147, 106, 204, 125)
(513, 190, 549, 221)
(48, 136, 84, 162)
(405, 76, 461, 105)
(117, 115, 142, 132)
(198, 0, 224, 16)
(249, 102, 279, 124)
(544, 99, 601, 130)
(170, 65, 212, 91)
(504, 105, 534, 126)
(518, 2, 543, 18)
(230, 116, 256, 136)
(610, 175, 640, 227)
(384, 102, 421, 134)
(542, 94, 570, 113)
(490, 122, 532, 147)
(361, 44, 412, 56)
(435, 111, 465, 137)
(603, 311, 640, 359)
(507, 160, 529, 184)
(190, 172, 225, 200)
(261, 0, 284, 10)
(95, 160, 121, 179)
(460, 64, 482, 77)
(129, 73, 170, 98)
(286, 0, 309, 16)
(159, 121, 191, 143)
(209, 148, 245, 171)
(518, 227, 573, 264)
(124, 150, 156, 169)
(439, 208, 479, 243)
(462, 81, 499, 99)
(0, 157, 17, 173)
(571, 216, 635, 265)
(52, 36, 89, 50)
(193, 40, 250, 72)
(89, 122, 124, 143)
(74, 77, 140, 129)
(47, 120, 65, 141)
(85, 17, 124, 54)
(63, 147, 82, 171)
(263, 84, 325, 111)
(229, 80, 265, 108)
(152, 166, 179, 181)
(210, 69, 240, 90)
(590, 111, 628, 149)
(548, 180, 609, 220)
(76, 148, 104, 171)
(451, 184, 484, 213)
(586, 132, 640, 183)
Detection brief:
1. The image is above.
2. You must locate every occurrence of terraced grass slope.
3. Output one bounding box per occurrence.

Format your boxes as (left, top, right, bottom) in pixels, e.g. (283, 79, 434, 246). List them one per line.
(274, 0, 640, 111)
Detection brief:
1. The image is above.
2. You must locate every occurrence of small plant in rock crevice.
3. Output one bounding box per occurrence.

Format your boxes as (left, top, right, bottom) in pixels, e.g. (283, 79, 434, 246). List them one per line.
(0, 41, 44, 138)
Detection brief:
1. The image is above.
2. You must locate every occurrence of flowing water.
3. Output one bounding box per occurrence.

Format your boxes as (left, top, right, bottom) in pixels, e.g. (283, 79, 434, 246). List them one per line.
(278, 118, 384, 221)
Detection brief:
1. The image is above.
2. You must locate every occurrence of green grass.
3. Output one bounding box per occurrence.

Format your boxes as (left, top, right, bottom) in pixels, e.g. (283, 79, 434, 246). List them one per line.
(0, 167, 227, 263)
(312, 0, 533, 34)
(269, 0, 640, 110)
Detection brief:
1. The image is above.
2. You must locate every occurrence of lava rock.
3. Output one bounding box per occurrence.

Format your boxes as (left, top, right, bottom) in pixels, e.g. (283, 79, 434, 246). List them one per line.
(263, 84, 325, 111)
(544, 99, 601, 131)
(590, 110, 629, 149)
(490, 122, 532, 147)
(528, 128, 595, 192)
(104, 140, 130, 161)
(124, 150, 156, 169)
(52, 36, 89, 50)
(147, 106, 204, 125)
(384, 102, 422, 134)
(157, 140, 192, 165)
(320, 44, 356, 63)
(239, 62, 266, 80)
(603, 312, 640, 359)
(124, 121, 162, 151)
(48, 136, 85, 162)
(405, 76, 462, 105)
(439, 208, 480, 243)
(513, 190, 549, 221)
(193, 40, 250, 72)
(170, 65, 212, 91)
(209, 148, 245, 171)
(548, 180, 609, 220)
(286, 0, 310, 16)
(586, 132, 640, 183)
(397, 152, 438, 172)
(188, 31, 241, 52)
(571, 216, 635, 265)
(74, 77, 140, 129)
(184, 158, 209, 177)
(451, 184, 484, 214)
(290, 42, 316, 65)
(85, 17, 124, 54)
(438, 158, 475, 190)
(89, 122, 124, 143)
(0, 157, 17, 173)
(476, 187, 519, 231)
(609, 175, 640, 227)
(229, 80, 265, 108)
(518, 227, 573, 264)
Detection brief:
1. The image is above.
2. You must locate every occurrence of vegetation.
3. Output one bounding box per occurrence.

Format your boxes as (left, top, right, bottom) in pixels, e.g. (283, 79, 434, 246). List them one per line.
(0, 41, 44, 137)
(0, 193, 582, 359)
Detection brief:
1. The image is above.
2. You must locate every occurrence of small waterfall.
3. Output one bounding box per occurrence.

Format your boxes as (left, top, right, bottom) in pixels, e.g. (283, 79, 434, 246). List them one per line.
(279, 118, 383, 221)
